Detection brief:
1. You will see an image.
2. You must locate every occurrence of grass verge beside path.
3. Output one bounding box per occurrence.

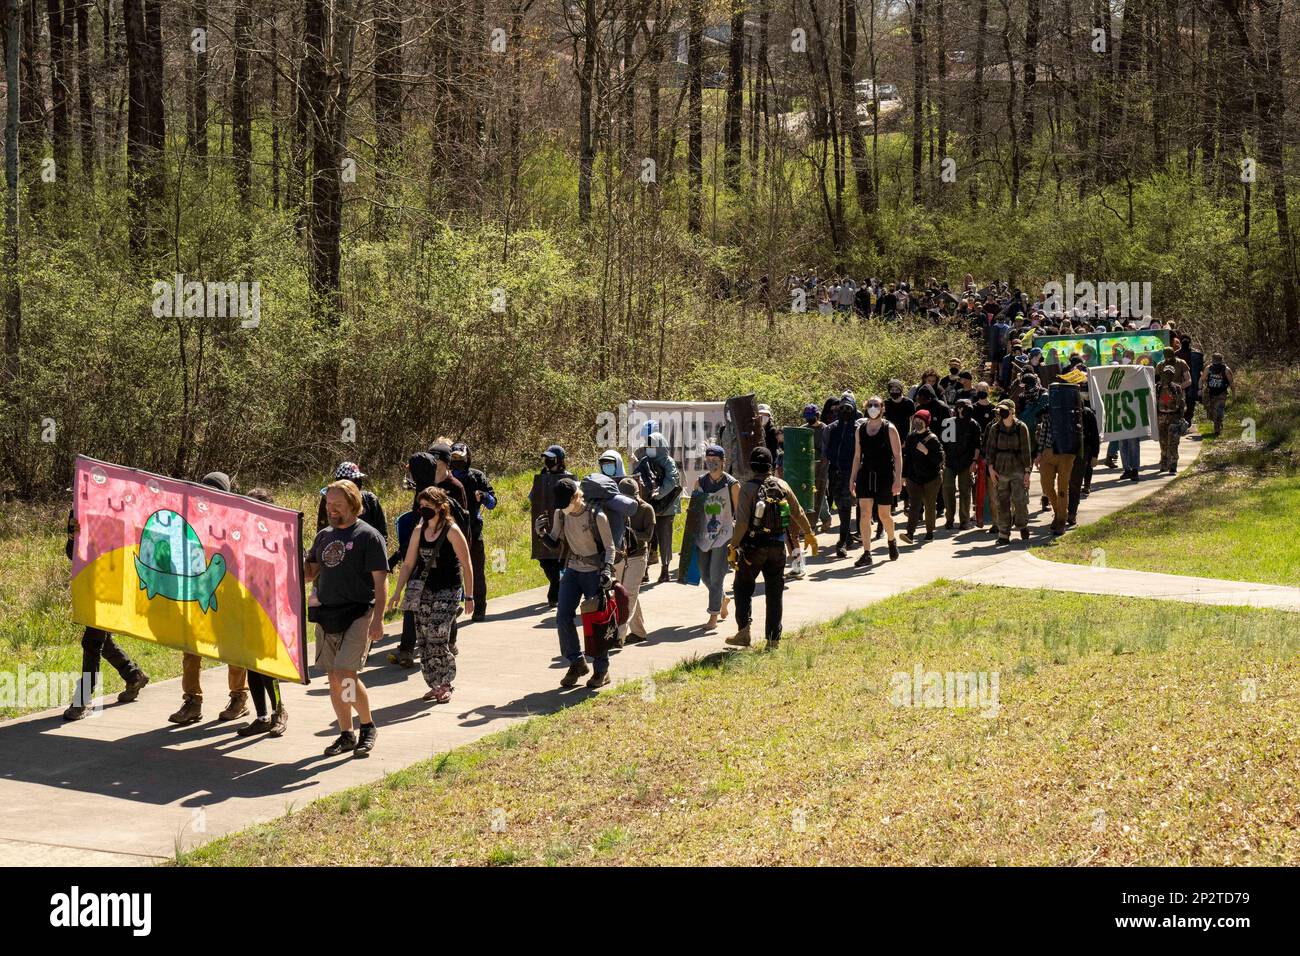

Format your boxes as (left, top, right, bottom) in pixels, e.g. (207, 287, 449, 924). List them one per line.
(179, 583, 1300, 867)
(1040, 368, 1300, 585)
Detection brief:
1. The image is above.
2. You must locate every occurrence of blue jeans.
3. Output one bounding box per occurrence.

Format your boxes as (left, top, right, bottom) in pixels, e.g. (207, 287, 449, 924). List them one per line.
(556, 568, 607, 672)
(1119, 438, 1141, 472)
(1106, 440, 1119, 460)
(697, 545, 729, 614)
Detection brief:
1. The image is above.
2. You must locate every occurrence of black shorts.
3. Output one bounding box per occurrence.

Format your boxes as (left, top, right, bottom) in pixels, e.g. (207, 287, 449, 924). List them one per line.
(854, 469, 895, 506)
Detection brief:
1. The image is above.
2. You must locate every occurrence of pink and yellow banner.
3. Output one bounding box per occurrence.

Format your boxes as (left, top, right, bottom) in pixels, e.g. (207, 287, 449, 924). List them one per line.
(70, 456, 309, 683)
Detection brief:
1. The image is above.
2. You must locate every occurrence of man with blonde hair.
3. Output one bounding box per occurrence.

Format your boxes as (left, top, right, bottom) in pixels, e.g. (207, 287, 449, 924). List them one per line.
(307, 479, 388, 756)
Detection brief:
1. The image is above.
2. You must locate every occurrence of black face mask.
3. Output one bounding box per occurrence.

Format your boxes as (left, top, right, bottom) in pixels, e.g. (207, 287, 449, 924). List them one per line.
(998, 408, 1012, 420)
(419, 506, 437, 521)
(889, 390, 902, 399)
(838, 407, 855, 422)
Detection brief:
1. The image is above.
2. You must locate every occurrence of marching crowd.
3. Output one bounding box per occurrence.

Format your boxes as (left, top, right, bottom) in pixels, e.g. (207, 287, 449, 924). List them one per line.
(60, 278, 1234, 761)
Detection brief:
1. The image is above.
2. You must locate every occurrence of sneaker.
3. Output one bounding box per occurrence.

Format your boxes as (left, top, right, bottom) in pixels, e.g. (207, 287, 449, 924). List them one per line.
(1066, 515, 1077, 527)
(560, 661, 591, 687)
(268, 707, 289, 738)
(354, 724, 377, 757)
(1019, 528, 1030, 541)
(236, 718, 273, 737)
(168, 695, 203, 725)
(854, 552, 873, 568)
(725, 627, 751, 647)
(117, 672, 150, 704)
(899, 531, 914, 544)
(324, 731, 356, 756)
(586, 671, 610, 689)
(1128, 471, 1140, 482)
(888, 539, 899, 561)
(218, 691, 249, 722)
(834, 545, 847, 559)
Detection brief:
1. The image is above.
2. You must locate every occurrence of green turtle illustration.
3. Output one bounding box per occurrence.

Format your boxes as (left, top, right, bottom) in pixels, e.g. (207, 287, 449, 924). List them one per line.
(133, 509, 226, 613)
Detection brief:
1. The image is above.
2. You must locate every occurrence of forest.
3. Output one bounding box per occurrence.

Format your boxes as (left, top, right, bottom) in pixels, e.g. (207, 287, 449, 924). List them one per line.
(0, 0, 1295, 496)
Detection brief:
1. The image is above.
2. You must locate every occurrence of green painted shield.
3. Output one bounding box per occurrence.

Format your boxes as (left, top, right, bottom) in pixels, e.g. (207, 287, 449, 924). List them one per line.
(134, 509, 226, 613)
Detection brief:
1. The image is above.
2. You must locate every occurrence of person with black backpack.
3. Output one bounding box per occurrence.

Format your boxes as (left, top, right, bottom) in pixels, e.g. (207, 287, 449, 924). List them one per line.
(449, 441, 496, 622)
(534, 479, 617, 689)
(1201, 352, 1233, 437)
(634, 431, 682, 584)
(724, 447, 816, 651)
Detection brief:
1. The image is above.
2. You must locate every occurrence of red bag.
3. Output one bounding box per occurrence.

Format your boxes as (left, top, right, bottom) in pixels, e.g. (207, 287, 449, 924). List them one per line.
(581, 589, 622, 656)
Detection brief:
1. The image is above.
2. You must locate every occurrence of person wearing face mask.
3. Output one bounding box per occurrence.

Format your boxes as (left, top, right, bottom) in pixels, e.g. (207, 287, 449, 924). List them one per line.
(938, 359, 964, 405)
(940, 399, 981, 530)
(883, 380, 916, 519)
(823, 397, 861, 558)
(984, 400, 1033, 543)
(1014, 373, 1051, 510)
(693, 445, 741, 630)
(757, 404, 782, 471)
(598, 449, 627, 479)
(450, 442, 495, 622)
(530, 445, 573, 608)
(388, 487, 474, 705)
(848, 396, 903, 567)
(999, 338, 1028, 390)
(535, 479, 617, 688)
(633, 432, 681, 583)
(900, 410, 944, 543)
(813, 399, 838, 533)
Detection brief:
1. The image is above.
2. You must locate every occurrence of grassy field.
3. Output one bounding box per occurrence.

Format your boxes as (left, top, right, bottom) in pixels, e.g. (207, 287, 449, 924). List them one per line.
(1039, 369, 1300, 585)
(179, 582, 1300, 867)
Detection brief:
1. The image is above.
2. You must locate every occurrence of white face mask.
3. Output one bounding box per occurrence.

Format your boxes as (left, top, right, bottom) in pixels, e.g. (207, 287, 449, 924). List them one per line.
(1121, 356, 1132, 365)
(866, 406, 882, 419)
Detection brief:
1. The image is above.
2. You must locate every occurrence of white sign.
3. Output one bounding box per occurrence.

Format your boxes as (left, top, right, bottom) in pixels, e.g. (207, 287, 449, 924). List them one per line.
(1088, 364, 1157, 442)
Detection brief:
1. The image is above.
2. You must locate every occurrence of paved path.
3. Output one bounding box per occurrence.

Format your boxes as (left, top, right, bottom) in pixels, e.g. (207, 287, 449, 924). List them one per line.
(1, 431, 1275, 866)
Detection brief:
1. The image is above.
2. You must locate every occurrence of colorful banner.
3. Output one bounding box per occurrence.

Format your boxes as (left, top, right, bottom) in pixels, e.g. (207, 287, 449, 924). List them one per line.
(70, 457, 308, 683)
(1031, 330, 1170, 368)
(1088, 365, 1159, 443)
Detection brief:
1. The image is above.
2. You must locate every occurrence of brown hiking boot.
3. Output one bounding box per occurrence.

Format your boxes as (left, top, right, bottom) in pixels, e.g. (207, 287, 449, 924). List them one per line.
(268, 706, 289, 737)
(725, 626, 751, 647)
(117, 672, 150, 704)
(168, 695, 203, 724)
(218, 690, 249, 721)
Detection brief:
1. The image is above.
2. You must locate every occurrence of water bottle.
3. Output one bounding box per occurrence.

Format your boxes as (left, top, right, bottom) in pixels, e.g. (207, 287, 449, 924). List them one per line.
(754, 497, 766, 521)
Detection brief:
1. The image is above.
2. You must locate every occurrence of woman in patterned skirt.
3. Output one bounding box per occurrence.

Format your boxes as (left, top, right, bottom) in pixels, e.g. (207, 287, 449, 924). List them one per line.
(387, 487, 474, 704)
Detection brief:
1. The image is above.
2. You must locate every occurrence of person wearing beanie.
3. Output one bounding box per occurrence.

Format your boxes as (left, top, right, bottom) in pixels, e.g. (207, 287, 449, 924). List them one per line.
(530, 445, 573, 608)
(169, 471, 250, 726)
(693, 444, 740, 630)
(617, 476, 655, 643)
(900, 409, 944, 544)
(726, 446, 816, 651)
(983, 400, 1033, 543)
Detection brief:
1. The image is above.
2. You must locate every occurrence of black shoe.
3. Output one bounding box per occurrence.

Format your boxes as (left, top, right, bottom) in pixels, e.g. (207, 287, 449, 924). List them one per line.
(586, 671, 610, 689)
(998, 536, 1011, 545)
(62, 704, 90, 722)
(1169, 467, 1177, 475)
(944, 519, 955, 530)
(1020, 528, 1030, 541)
(560, 661, 591, 687)
(924, 531, 934, 541)
(624, 633, 647, 644)
(324, 731, 356, 756)
(1128, 471, 1140, 482)
(657, 566, 670, 584)
(237, 718, 273, 737)
(1066, 515, 1077, 527)
(834, 545, 847, 559)
(1081, 487, 1091, 498)
(1105, 457, 1118, 469)
(854, 552, 873, 568)
(764, 639, 780, 652)
(354, 724, 377, 757)
(1040, 495, 1050, 511)
(899, 531, 914, 544)
(888, 539, 899, 560)
(471, 611, 486, 622)
(874, 525, 884, 540)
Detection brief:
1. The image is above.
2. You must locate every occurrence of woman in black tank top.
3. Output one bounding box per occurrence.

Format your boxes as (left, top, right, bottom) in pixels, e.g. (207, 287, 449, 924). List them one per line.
(389, 487, 474, 704)
(849, 396, 904, 568)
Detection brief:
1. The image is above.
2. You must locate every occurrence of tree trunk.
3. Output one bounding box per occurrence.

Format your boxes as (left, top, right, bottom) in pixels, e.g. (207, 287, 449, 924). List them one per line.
(372, 0, 400, 234)
(270, 14, 280, 208)
(232, 0, 252, 204)
(687, 0, 702, 231)
(934, 0, 946, 162)
(124, 0, 164, 255)
(842, 0, 874, 214)
(47, 0, 72, 182)
(909, 0, 924, 204)
(576, 0, 596, 223)
(970, 0, 987, 205)
(723, 0, 743, 189)
(73, 0, 93, 182)
(3, 0, 20, 382)
(191, 1, 207, 160)
(1020, 0, 1039, 206)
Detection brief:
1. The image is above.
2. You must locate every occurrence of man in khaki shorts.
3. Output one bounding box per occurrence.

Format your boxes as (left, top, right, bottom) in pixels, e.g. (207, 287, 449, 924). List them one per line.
(306, 480, 389, 757)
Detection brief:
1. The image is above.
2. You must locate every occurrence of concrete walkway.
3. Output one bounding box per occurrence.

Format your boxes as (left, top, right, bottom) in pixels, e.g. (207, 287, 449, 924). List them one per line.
(0, 431, 1272, 866)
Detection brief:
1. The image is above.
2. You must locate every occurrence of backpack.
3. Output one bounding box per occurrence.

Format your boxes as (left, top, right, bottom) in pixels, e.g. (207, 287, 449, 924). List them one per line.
(581, 473, 638, 554)
(747, 476, 790, 540)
